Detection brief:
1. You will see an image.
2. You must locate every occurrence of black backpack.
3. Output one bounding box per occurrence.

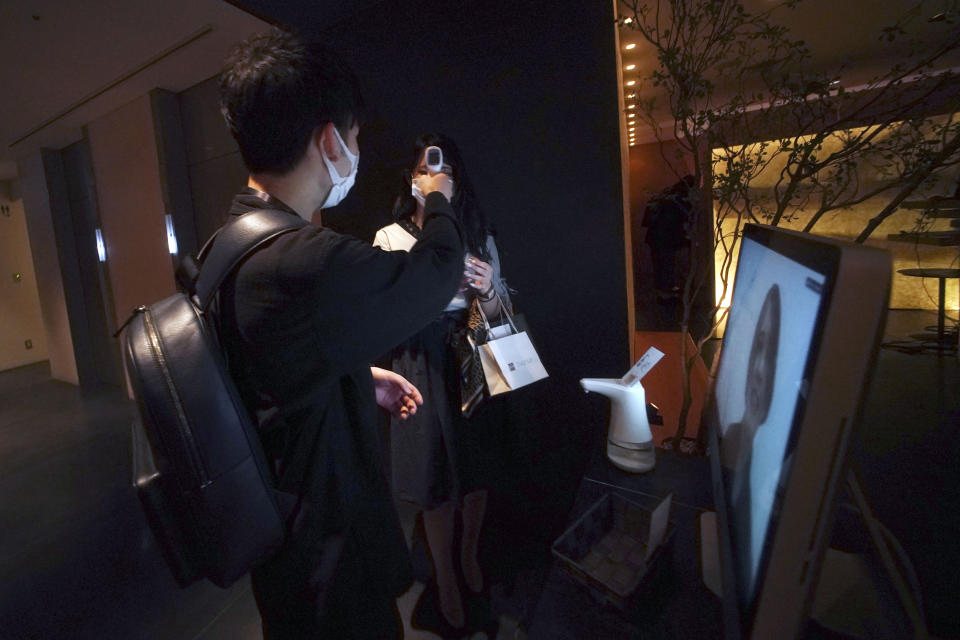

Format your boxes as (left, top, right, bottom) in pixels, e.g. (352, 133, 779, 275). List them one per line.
(122, 209, 305, 588)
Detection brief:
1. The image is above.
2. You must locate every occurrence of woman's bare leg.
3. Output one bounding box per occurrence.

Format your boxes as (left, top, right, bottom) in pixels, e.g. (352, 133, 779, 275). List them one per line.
(422, 500, 463, 627)
(460, 489, 487, 593)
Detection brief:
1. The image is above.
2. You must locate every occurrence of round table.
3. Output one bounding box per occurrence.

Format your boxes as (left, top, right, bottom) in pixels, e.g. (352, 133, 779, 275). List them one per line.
(897, 268, 960, 347)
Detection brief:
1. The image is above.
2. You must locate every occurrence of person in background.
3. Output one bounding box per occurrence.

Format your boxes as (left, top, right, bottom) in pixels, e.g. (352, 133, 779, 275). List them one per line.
(374, 133, 512, 635)
(642, 175, 694, 300)
(217, 30, 464, 639)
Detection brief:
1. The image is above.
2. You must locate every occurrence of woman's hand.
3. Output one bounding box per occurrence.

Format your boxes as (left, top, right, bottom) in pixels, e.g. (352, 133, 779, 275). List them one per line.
(464, 257, 494, 298)
(370, 367, 423, 420)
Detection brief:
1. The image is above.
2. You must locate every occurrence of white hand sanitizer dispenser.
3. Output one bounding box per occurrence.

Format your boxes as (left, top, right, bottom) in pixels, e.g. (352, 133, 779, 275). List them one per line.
(580, 347, 664, 474)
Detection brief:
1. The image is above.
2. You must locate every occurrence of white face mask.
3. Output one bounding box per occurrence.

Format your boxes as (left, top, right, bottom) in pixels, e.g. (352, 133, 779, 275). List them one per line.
(411, 178, 425, 205)
(319, 126, 359, 209)
(411, 176, 454, 206)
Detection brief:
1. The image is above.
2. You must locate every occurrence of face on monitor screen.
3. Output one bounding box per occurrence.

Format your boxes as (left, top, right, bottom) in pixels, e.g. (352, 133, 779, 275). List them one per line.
(714, 234, 827, 608)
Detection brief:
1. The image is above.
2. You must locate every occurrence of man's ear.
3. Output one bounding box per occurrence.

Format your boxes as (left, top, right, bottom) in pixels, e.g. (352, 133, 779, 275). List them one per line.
(316, 122, 341, 161)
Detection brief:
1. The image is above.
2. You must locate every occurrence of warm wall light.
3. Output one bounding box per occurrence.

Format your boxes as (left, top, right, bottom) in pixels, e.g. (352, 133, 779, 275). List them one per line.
(625, 64, 636, 70)
(626, 80, 636, 86)
(625, 43, 636, 50)
(165, 214, 178, 255)
(95, 228, 106, 263)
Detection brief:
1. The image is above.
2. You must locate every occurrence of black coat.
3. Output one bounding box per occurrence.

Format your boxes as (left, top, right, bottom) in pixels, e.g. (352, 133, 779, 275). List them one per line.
(218, 189, 464, 594)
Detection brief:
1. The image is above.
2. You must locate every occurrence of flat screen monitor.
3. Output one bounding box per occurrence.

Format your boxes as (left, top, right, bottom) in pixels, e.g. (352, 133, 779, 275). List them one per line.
(703, 224, 891, 639)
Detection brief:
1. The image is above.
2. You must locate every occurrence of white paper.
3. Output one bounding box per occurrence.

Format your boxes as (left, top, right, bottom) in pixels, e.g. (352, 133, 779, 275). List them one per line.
(620, 346, 665, 386)
(487, 324, 513, 341)
(645, 492, 673, 560)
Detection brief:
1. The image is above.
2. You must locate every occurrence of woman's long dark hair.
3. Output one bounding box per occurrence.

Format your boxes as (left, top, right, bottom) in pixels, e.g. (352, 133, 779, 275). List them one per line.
(392, 133, 491, 260)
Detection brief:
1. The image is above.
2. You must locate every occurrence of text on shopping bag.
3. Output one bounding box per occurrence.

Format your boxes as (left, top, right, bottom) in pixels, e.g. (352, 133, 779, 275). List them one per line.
(485, 331, 549, 389)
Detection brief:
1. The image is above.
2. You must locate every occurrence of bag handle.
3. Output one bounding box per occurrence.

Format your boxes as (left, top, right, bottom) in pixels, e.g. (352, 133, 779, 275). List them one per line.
(476, 291, 518, 335)
(194, 209, 306, 310)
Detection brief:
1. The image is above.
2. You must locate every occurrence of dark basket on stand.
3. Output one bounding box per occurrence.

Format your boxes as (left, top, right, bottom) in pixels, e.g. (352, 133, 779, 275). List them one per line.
(551, 492, 675, 611)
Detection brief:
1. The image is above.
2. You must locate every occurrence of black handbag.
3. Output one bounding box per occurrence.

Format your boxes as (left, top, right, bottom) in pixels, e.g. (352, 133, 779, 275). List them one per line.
(122, 209, 305, 588)
(457, 298, 488, 417)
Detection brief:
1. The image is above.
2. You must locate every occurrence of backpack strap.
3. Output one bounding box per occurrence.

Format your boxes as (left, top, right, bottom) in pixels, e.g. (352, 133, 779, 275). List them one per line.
(194, 209, 307, 311)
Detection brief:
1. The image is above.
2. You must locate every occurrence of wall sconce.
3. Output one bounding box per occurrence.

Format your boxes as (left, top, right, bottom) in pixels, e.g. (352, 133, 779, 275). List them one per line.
(165, 214, 178, 255)
(95, 228, 106, 263)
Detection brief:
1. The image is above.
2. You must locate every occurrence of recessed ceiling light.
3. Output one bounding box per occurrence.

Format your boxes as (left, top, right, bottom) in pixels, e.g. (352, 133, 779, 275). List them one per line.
(627, 104, 636, 109)
(627, 93, 636, 99)
(626, 80, 636, 86)
(625, 64, 636, 71)
(625, 43, 636, 50)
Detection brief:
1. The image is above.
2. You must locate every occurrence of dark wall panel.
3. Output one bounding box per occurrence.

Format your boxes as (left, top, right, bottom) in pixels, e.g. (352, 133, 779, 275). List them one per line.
(42, 142, 122, 391)
(314, 1, 630, 443)
(61, 139, 124, 390)
(186, 152, 248, 245)
(151, 90, 198, 258)
(179, 76, 249, 244)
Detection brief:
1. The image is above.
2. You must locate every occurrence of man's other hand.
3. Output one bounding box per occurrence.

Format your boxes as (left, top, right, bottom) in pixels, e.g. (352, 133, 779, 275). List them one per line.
(370, 366, 423, 420)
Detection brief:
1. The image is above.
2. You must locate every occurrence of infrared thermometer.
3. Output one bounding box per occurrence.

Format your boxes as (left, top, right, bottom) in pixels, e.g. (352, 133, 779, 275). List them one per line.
(425, 146, 443, 173)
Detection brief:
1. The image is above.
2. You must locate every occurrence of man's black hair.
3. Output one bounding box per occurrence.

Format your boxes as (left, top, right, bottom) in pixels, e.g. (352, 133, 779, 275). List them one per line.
(219, 28, 364, 174)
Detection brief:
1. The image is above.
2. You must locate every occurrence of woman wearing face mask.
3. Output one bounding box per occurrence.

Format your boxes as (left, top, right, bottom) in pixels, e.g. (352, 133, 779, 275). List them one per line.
(374, 133, 511, 636)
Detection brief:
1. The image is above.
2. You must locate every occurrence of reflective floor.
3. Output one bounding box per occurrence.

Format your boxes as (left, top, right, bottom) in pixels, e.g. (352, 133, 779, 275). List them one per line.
(0, 310, 957, 639)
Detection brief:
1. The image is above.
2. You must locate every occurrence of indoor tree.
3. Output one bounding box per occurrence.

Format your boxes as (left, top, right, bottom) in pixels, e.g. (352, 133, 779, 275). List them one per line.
(619, 0, 960, 447)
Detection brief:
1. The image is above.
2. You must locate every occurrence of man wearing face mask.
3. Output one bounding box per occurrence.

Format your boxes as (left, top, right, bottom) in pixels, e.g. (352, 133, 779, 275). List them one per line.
(216, 29, 463, 639)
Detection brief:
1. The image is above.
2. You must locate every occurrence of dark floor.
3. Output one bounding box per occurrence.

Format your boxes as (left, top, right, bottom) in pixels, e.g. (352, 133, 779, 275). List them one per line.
(0, 310, 957, 639)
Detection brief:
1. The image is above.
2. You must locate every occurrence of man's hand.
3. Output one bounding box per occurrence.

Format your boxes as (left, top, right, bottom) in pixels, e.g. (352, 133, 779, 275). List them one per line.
(370, 366, 423, 420)
(418, 172, 454, 200)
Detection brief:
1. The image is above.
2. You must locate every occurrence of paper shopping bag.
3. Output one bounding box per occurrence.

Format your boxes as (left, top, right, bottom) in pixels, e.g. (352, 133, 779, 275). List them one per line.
(478, 342, 511, 397)
(479, 330, 548, 393)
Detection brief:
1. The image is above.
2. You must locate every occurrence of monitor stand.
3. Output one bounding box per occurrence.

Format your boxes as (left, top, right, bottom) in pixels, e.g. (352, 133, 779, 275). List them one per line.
(698, 470, 925, 639)
(699, 511, 722, 598)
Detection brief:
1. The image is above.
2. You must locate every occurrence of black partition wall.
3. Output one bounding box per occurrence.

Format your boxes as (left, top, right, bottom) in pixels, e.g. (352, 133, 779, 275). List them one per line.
(228, 0, 628, 555)
(40, 141, 124, 391)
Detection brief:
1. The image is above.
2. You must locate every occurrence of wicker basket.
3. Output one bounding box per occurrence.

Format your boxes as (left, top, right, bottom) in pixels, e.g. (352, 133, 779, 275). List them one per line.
(552, 492, 675, 611)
